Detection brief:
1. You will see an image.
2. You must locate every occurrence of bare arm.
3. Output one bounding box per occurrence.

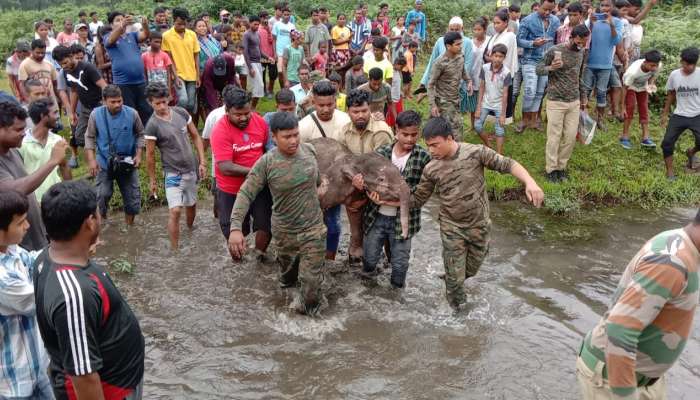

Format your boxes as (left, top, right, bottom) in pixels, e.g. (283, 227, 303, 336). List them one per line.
(187, 121, 207, 177)
(661, 90, 675, 125)
(509, 161, 544, 207)
(0, 141, 67, 194)
(71, 373, 106, 400)
(146, 140, 157, 191)
(217, 160, 250, 177)
(107, 22, 125, 47)
(628, 0, 656, 25)
(138, 17, 150, 43)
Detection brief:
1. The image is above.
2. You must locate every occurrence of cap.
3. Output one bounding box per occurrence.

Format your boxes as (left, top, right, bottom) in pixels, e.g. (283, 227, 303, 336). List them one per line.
(15, 40, 31, 52)
(75, 23, 88, 30)
(213, 55, 227, 76)
(309, 70, 325, 82)
(220, 9, 230, 17)
(415, 0, 423, 4)
(448, 16, 463, 27)
(290, 29, 302, 40)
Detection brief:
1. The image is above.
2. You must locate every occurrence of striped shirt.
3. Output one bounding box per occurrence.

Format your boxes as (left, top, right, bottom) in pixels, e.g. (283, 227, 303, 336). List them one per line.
(0, 245, 50, 398)
(583, 228, 700, 399)
(349, 20, 370, 51)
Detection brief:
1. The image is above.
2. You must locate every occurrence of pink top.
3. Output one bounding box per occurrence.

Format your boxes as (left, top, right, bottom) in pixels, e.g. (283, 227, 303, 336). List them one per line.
(56, 32, 79, 46)
(258, 27, 275, 59)
(313, 53, 328, 72)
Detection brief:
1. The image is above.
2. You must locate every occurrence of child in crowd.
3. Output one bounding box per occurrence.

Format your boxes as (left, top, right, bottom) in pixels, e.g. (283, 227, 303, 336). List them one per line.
(403, 20, 420, 52)
(402, 41, 418, 99)
(390, 16, 406, 60)
(344, 55, 366, 93)
(386, 57, 406, 127)
(620, 49, 661, 149)
(328, 71, 347, 110)
(283, 30, 305, 87)
(234, 43, 248, 90)
(142, 31, 176, 89)
(358, 67, 396, 122)
(313, 41, 329, 77)
(0, 190, 53, 399)
(468, 17, 490, 130)
(475, 44, 512, 155)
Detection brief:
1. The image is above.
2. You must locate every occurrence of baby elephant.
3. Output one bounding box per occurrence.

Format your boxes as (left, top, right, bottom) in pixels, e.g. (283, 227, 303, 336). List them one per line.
(310, 137, 410, 239)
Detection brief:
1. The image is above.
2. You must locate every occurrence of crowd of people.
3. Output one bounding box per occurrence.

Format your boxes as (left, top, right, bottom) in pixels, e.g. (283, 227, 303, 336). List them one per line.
(1, 1, 700, 399)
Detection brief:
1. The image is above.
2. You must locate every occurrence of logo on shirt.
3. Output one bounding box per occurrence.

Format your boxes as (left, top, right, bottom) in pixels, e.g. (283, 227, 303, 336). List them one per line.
(231, 142, 263, 152)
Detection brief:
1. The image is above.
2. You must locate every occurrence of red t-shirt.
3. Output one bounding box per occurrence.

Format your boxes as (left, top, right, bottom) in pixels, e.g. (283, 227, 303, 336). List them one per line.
(210, 112, 268, 194)
(313, 53, 328, 72)
(141, 50, 172, 85)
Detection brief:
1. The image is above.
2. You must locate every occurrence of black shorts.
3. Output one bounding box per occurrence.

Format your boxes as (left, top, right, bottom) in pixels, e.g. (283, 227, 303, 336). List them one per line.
(661, 114, 700, 158)
(216, 186, 272, 239)
(401, 71, 412, 84)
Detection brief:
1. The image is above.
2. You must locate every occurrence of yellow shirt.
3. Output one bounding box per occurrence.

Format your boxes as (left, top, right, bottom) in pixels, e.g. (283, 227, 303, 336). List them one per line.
(331, 26, 351, 50)
(162, 28, 200, 81)
(363, 57, 393, 83)
(336, 93, 347, 111)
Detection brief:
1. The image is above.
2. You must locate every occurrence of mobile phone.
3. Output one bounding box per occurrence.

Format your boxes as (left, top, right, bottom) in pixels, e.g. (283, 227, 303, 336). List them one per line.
(594, 13, 607, 20)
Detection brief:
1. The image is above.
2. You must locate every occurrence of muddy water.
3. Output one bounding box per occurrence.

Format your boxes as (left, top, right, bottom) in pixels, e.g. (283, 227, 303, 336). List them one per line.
(96, 202, 700, 399)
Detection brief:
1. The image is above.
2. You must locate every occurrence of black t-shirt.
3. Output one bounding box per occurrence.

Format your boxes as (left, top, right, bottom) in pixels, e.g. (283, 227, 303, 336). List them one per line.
(33, 251, 145, 400)
(64, 61, 103, 109)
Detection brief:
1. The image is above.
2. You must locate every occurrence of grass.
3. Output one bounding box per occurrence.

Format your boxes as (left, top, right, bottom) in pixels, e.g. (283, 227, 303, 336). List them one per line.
(2, 57, 700, 214)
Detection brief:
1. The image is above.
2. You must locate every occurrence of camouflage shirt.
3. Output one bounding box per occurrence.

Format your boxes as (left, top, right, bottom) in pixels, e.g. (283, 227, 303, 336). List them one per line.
(427, 52, 470, 108)
(535, 43, 586, 103)
(231, 143, 324, 234)
(411, 143, 514, 229)
(337, 117, 393, 155)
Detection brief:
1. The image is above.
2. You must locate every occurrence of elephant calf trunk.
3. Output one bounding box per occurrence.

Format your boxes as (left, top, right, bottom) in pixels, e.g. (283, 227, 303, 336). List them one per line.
(399, 182, 410, 239)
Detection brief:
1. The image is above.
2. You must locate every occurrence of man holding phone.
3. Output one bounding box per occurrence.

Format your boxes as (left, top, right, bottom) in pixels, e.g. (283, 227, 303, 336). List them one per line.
(536, 24, 590, 183)
(516, 0, 560, 132)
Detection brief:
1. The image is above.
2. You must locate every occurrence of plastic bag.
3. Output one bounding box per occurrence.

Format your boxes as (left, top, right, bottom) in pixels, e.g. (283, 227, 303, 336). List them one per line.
(578, 111, 597, 145)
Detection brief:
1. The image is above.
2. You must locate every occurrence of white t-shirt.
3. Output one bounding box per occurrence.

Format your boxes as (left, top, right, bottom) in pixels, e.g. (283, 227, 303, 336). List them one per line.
(202, 105, 226, 177)
(629, 24, 644, 48)
(89, 21, 104, 39)
(379, 148, 410, 216)
(298, 110, 352, 142)
(666, 68, 700, 118)
(623, 59, 660, 92)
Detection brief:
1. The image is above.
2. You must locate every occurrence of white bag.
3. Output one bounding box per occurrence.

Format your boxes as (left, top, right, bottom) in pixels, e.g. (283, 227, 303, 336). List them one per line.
(578, 111, 597, 145)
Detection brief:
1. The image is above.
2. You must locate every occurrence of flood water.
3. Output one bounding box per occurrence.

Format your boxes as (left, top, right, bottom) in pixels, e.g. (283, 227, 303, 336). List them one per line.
(96, 201, 700, 399)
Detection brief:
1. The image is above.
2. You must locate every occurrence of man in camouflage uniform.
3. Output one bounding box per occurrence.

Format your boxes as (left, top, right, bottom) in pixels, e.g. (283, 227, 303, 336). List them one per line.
(394, 117, 544, 307)
(427, 31, 473, 139)
(228, 112, 326, 314)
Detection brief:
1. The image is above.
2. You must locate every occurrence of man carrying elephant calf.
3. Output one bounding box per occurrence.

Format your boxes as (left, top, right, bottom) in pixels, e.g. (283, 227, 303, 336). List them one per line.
(337, 89, 394, 268)
(359, 110, 431, 288)
(228, 112, 327, 315)
(367, 117, 544, 308)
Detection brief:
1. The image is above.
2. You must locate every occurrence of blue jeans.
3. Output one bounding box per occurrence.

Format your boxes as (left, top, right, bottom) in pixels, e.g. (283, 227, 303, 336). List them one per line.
(582, 67, 612, 108)
(323, 205, 342, 253)
(96, 168, 141, 217)
(362, 214, 412, 288)
(176, 80, 197, 114)
(521, 63, 548, 113)
(475, 107, 506, 137)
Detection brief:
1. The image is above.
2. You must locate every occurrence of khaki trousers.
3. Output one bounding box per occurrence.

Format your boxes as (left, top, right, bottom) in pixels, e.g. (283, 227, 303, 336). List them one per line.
(576, 356, 667, 400)
(545, 100, 580, 173)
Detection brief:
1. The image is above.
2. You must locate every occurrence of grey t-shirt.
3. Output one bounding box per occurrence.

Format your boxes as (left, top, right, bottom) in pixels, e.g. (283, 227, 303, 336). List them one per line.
(243, 30, 261, 64)
(143, 106, 198, 174)
(305, 23, 331, 56)
(666, 68, 700, 118)
(0, 149, 47, 251)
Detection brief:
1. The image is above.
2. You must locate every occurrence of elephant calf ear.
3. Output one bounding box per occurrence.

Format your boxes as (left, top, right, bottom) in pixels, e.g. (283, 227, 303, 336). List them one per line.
(339, 164, 357, 180)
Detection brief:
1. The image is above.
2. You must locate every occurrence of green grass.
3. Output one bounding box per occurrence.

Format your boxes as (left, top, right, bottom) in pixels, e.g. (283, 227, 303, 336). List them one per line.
(3, 57, 700, 214)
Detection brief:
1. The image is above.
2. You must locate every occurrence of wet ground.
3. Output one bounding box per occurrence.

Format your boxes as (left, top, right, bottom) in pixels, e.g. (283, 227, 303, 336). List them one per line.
(97, 201, 700, 399)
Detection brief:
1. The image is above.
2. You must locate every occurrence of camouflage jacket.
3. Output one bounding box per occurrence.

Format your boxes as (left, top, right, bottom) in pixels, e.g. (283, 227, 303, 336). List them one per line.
(427, 52, 470, 108)
(363, 142, 432, 240)
(231, 143, 324, 234)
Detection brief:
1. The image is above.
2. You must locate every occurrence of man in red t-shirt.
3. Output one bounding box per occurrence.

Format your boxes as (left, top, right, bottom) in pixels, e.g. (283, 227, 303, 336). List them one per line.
(211, 87, 272, 259)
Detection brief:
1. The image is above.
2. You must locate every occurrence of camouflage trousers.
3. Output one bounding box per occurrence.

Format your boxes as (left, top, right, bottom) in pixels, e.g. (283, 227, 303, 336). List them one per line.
(437, 98, 464, 139)
(439, 223, 490, 307)
(275, 224, 327, 312)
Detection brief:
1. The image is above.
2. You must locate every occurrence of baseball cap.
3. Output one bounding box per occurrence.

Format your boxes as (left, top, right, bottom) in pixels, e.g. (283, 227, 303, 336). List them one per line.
(213, 55, 227, 76)
(16, 40, 31, 52)
(75, 23, 88, 31)
(220, 9, 231, 17)
(415, 0, 423, 4)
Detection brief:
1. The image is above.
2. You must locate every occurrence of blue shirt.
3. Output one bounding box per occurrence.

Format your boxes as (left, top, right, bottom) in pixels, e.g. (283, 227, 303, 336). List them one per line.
(272, 21, 296, 57)
(405, 10, 427, 41)
(104, 32, 145, 85)
(349, 20, 370, 51)
(517, 12, 560, 64)
(0, 245, 50, 398)
(420, 35, 474, 87)
(587, 17, 623, 69)
(90, 105, 141, 169)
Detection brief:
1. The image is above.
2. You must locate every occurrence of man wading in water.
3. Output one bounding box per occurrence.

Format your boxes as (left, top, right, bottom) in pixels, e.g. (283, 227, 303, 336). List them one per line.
(367, 116, 544, 308)
(228, 112, 326, 315)
(577, 210, 700, 399)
